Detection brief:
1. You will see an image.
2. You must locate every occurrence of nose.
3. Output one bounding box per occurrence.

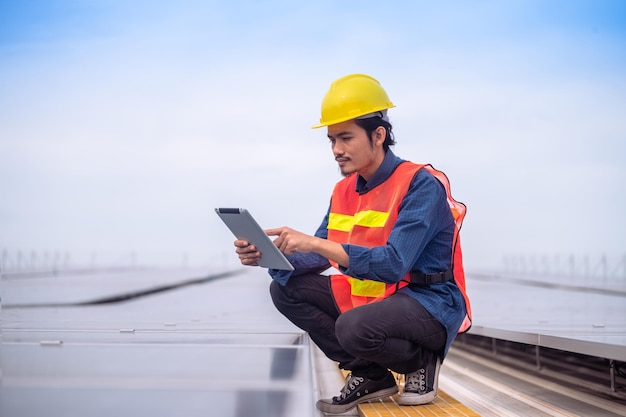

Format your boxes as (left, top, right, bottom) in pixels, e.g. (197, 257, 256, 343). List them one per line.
(332, 140, 344, 156)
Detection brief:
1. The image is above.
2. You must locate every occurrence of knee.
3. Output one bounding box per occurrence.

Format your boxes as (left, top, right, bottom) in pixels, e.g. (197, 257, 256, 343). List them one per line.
(335, 310, 371, 355)
(269, 280, 287, 310)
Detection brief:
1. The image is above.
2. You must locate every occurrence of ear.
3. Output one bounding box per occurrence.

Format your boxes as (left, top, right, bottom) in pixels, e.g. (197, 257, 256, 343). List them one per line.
(373, 126, 386, 147)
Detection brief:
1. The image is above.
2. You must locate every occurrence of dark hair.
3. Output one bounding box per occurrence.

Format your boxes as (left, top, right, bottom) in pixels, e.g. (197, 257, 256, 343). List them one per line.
(354, 117, 396, 151)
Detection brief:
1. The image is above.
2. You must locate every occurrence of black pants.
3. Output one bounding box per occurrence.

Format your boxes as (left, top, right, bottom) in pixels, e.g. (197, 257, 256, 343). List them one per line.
(269, 273, 447, 380)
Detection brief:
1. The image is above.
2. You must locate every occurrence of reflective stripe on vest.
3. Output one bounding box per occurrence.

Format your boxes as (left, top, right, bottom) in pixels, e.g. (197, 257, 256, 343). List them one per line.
(328, 161, 472, 333)
(328, 210, 390, 231)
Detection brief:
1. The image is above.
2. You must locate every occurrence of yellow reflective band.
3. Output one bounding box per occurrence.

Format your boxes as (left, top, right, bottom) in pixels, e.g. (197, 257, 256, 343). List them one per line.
(348, 277, 386, 297)
(328, 213, 354, 232)
(328, 210, 389, 232)
(354, 210, 389, 228)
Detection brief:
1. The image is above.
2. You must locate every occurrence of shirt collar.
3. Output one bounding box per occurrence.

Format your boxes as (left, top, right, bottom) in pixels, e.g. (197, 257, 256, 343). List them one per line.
(355, 149, 404, 194)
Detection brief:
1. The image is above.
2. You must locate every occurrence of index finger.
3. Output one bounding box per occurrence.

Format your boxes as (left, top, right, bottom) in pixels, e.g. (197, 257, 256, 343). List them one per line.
(265, 227, 284, 236)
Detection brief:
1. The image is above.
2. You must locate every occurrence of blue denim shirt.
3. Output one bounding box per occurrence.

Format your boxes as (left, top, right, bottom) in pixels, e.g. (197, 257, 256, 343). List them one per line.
(269, 150, 466, 355)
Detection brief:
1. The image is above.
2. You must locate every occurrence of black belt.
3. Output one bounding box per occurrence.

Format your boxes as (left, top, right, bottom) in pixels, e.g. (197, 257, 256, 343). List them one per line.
(409, 270, 454, 286)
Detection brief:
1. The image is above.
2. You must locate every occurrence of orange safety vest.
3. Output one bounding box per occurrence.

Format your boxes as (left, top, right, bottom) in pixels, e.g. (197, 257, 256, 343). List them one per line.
(327, 161, 472, 333)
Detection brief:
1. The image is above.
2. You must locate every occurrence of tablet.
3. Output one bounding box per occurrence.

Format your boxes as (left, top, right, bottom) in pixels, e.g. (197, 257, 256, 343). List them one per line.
(215, 208, 295, 271)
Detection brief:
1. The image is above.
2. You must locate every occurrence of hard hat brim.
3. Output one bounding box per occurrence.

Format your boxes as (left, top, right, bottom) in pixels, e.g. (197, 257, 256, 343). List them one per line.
(311, 104, 395, 129)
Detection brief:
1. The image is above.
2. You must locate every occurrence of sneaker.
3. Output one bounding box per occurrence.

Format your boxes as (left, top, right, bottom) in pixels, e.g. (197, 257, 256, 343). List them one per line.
(316, 372, 398, 414)
(397, 356, 441, 405)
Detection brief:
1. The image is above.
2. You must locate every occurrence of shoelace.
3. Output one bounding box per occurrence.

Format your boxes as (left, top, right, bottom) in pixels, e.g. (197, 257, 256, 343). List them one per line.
(337, 374, 365, 400)
(404, 368, 426, 392)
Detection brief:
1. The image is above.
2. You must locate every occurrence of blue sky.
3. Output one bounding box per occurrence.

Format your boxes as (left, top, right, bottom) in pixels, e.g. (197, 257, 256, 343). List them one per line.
(1, 1, 625, 272)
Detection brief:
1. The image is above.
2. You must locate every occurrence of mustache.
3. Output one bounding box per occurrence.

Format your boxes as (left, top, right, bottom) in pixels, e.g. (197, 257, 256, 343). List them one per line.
(335, 155, 349, 161)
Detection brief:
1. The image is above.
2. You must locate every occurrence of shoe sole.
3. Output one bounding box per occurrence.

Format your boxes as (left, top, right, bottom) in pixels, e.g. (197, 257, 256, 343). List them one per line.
(316, 385, 399, 414)
(397, 389, 437, 405)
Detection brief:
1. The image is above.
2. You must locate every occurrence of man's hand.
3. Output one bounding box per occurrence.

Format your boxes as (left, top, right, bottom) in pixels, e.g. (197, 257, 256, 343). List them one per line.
(236, 226, 349, 269)
(234, 239, 262, 266)
(266, 227, 315, 255)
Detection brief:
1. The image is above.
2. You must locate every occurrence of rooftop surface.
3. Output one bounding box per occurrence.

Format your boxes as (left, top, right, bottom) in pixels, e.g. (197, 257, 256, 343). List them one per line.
(2, 266, 625, 416)
(3, 267, 317, 417)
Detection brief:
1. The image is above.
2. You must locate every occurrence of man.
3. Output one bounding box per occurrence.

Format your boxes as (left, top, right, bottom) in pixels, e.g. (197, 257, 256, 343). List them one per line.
(234, 73, 471, 414)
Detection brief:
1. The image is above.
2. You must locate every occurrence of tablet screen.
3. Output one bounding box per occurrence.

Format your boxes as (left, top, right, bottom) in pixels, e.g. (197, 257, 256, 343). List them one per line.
(215, 208, 295, 271)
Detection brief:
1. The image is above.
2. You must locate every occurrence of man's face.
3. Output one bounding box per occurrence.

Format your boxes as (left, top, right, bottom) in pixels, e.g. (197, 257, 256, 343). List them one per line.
(327, 120, 385, 181)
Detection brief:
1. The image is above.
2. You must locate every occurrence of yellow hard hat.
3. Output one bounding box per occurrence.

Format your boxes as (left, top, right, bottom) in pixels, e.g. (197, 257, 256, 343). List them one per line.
(312, 73, 395, 129)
